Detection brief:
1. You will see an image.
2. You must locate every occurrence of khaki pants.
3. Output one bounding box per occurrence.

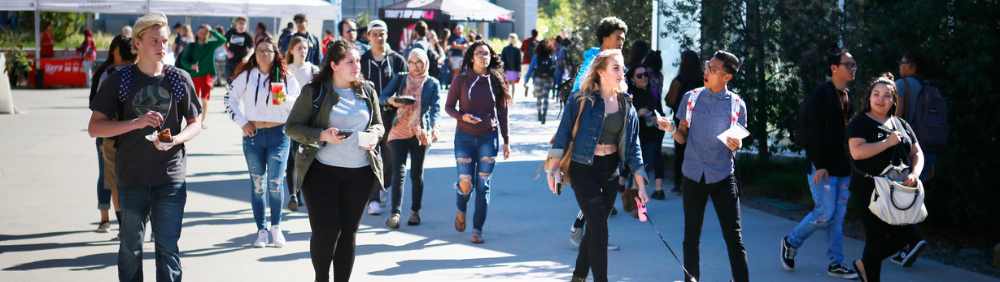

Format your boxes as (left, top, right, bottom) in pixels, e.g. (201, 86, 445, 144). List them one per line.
(102, 138, 120, 211)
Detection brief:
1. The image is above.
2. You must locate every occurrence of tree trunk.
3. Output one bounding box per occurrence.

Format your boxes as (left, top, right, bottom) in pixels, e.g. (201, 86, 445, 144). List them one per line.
(745, 0, 770, 159)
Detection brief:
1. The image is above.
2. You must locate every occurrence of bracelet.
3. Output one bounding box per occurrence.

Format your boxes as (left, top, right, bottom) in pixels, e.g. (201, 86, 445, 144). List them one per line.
(546, 170, 556, 174)
(665, 127, 677, 135)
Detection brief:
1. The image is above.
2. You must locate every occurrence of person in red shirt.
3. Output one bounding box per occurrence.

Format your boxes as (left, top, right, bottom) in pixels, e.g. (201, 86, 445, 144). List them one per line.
(520, 29, 540, 96)
(40, 22, 55, 58)
(76, 29, 98, 88)
(321, 29, 334, 56)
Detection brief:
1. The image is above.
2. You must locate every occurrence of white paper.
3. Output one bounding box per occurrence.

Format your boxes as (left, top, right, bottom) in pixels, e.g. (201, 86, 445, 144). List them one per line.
(717, 124, 750, 144)
(357, 131, 377, 147)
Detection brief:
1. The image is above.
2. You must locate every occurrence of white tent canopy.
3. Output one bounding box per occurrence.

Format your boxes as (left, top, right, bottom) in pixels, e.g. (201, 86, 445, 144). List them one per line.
(0, 0, 340, 19)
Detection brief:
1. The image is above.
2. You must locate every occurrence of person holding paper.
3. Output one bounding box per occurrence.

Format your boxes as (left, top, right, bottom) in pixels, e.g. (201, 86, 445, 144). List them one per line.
(659, 50, 749, 282)
(779, 48, 860, 279)
(379, 48, 441, 229)
(627, 64, 667, 205)
(284, 39, 383, 282)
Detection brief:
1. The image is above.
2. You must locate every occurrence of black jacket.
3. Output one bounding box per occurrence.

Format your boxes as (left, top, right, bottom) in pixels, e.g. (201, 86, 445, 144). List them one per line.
(630, 85, 665, 144)
(501, 45, 521, 72)
(806, 81, 855, 176)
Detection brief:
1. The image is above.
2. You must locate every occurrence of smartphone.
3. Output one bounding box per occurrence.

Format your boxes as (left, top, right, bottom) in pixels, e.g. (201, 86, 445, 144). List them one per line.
(471, 116, 482, 122)
(635, 197, 647, 222)
(335, 129, 354, 138)
(554, 171, 564, 195)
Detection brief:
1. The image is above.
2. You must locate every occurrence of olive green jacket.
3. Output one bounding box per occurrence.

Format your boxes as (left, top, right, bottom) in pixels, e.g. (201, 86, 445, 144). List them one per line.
(285, 79, 384, 191)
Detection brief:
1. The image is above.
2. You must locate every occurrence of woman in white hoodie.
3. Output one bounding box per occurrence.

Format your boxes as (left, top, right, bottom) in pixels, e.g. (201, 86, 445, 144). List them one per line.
(224, 37, 301, 248)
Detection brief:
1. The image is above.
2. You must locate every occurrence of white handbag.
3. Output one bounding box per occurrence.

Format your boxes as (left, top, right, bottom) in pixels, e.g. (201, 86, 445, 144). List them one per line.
(859, 117, 928, 226)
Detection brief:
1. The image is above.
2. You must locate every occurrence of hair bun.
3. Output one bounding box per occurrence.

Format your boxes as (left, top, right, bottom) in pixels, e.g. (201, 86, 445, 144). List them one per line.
(881, 72, 895, 81)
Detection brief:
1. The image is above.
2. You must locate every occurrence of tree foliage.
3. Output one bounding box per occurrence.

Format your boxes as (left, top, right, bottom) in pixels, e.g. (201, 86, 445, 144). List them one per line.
(18, 12, 87, 44)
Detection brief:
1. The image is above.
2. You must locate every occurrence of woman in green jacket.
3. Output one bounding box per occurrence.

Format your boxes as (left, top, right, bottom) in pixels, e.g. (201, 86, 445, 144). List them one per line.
(179, 24, 226, 129)
(284, 39, 384, 282)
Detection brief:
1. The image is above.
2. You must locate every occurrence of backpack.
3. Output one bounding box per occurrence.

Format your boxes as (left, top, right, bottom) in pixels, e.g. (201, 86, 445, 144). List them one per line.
(114, 64, 187, 147)
(684, 87, 741, 128)
(792, 92, 815, 148)
(534, 55, 554, 78)
(903, 79, 950, 153)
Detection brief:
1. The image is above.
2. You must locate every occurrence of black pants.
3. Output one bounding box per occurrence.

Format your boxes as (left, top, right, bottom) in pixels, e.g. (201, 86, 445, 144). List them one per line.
(287, 141, 304, 202)
(856, 193, 917, 282)
(569, 154, 621, 282)
(301, 161, 375, 282)
(389, 137, 430, 215)
(682, 174, 749, 282)
(369, 110, 396, 203)
(673, 141, 686, 191)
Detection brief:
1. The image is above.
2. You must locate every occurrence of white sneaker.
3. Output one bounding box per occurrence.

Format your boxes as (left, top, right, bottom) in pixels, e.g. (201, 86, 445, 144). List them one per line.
(367, 201, 382, 215)
(97, 221, 111, 233)
(271, 226, 286, 248)
(607, 243, 620, 251)
(380, 190, 389, 207)
(253, 230, 268, 248)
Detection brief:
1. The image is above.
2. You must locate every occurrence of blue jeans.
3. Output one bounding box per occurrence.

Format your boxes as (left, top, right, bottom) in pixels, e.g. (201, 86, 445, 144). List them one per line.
(787, 165, 850, 265)
(454, 131, 499, 234)
(242, 125, 290, 231)
(96, 138, 112, 210)
(554, 66, 565, 98)
(118, 183, 186, 282)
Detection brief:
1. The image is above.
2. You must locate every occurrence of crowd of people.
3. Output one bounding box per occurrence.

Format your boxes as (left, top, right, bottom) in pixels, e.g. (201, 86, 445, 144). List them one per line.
(83, 11, 944, 282)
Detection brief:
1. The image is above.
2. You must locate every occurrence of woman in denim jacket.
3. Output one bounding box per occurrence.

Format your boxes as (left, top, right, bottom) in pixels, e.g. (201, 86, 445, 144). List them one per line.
(379, 48, 441, 229)
(545, 49, 650, 282)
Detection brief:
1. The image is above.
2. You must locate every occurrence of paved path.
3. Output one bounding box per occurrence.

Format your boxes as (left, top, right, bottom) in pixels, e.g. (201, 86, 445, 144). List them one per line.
(0, 86, 994, 282)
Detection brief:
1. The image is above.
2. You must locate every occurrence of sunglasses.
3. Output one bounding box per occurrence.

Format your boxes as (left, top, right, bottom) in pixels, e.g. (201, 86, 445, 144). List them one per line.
(838, 62, 858, 70)
(634, 72, 647, 79)
(345, 28, 356, 33)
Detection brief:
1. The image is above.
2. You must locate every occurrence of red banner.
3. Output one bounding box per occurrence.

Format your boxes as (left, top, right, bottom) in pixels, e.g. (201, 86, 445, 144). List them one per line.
(28, 58, 87, 88)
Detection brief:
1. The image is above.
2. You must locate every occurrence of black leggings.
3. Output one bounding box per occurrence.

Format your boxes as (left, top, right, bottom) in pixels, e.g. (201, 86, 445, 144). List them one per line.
(301, 161, 375, 282)
(568, 154, 620, 282)
(389, 137, 430, 215)
(856, 193, 917, 282)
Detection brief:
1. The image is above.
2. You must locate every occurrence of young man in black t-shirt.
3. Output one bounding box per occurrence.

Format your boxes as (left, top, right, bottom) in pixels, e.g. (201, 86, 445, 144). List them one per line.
(88, 13, 202, 282)
(224, 16, 253, 85)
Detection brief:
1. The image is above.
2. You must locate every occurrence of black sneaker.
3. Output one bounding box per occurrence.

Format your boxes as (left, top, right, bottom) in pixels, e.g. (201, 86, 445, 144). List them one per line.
(890, 250, 905, 266)
(668, 187, 682, 195)
(780, 236, 797, 271)
(828, 263, 859, 279)
(288, 194, 299, 212)
(610, 206, 618, 216)
(650, 190, 666, 200)
(898, 240, 927, 267)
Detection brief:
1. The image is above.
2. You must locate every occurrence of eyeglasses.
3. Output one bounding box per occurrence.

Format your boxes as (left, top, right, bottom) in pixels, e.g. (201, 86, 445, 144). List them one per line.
(705, 61, 722, 75)
(898, 61, 910, 66)
(258, 49, 275, 55)
(408, 61, 424, 66)
(634, 72, 647, 79)
(838, 62, 858, 70)
(474, 52, 490, 58)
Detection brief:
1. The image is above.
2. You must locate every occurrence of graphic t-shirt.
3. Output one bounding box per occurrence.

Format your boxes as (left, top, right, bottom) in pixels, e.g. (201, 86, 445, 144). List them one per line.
(90, 67, 202, 187)
(846, 114, 918, 194)
(225, 30, 253, 64)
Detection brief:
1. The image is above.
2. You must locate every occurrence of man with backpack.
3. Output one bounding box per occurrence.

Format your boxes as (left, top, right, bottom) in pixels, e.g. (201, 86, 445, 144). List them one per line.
(520, 29, 541, 97)
(88, 13, 202, 282)
(781, 48, 860, 279)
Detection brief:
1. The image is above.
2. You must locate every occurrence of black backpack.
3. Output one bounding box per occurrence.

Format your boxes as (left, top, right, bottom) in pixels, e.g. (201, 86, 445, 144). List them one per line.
(113, 64, 187, 148)
(534, 55, 554, 78)
(902, 79, 950, 153)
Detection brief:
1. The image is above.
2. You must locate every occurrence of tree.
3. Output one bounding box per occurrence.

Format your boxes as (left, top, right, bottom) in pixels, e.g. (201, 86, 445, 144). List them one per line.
(18, 12, 86, 44)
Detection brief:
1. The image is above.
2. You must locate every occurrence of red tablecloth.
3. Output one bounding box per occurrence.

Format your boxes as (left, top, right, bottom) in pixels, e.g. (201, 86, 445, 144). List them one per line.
(28, 58, 87, 88)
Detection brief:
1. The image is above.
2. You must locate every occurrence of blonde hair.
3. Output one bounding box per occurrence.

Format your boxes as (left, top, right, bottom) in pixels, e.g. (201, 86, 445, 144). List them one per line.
(182, 24, 194, 40)
(508, 33, 519, 45)
(577, 49, 627, 101)
(131, 13, 168, 53)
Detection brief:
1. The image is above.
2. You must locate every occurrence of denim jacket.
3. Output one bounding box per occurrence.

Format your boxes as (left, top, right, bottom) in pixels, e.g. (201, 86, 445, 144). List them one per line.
(379, 72, 441, 129)
(549, 90, 649, 185)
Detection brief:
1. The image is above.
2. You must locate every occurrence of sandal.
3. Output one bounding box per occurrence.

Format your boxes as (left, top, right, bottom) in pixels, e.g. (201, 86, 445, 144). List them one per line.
(386, 213, 401, 229)
(472, 233, 484, 244)
(407, 211, 421, 226)
(853, 259, 867, 282)
(455, 212, 466, 232)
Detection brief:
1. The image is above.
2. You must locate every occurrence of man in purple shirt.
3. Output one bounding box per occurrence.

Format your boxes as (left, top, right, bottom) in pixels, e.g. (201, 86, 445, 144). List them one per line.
(669, 51, 750, 282)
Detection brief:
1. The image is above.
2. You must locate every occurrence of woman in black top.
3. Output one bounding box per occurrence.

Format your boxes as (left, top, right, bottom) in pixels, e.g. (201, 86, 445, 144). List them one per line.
(627, 64, 666, 201)
(846, 73, 924, 282)
(662, 50, 703, 196)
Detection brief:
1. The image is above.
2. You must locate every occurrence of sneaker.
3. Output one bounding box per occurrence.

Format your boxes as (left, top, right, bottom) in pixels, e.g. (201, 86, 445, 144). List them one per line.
(380, 190, 389, 207)
(288, 195, 299, 212)
(668, 187, 682, 195)
(111, 233, 119, 241)
(650, 190, 666, 200)
(610, 206, 618, 216)
(607, 242, 620, 251)
(890, 251, 905, 266)
(828, 263, 859, 279)
(367, 201, 382, 215)
(386, 213, 401, 229)
(271, 226, 286, 248)
(253, 230, 268, 248)
(570, 226, 584, 248)
(780, 236, 797, 271)
(97, 221, 111, 233)
(899, 240, 927, 267)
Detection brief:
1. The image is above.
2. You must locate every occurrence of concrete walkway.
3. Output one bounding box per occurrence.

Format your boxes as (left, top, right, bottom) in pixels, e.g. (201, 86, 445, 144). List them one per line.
(0, 87, 994, 282)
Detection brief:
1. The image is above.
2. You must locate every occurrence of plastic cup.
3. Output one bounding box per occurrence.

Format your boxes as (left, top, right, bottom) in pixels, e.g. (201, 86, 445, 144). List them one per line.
(270, 83, 284, 105)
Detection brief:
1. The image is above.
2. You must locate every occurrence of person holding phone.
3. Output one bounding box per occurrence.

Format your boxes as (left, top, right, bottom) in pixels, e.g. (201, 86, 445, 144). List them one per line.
(545, 49, 650, 282)
(624, 63, 665, 217)
(380, 48, 441, 229)
(444, 40, 511, 244)
(285, 39, 383, 282)
(224, 37, 301, 248)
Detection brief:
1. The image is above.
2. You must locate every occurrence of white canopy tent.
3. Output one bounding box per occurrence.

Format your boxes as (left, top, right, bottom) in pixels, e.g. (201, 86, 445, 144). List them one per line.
(0, 0, 340, 71)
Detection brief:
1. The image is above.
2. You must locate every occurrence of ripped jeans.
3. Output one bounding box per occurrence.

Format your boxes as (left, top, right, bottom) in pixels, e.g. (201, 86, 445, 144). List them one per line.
(787, 165, 851, 265)
(454, 130, 499, 235)
(242, 125, 290, 231)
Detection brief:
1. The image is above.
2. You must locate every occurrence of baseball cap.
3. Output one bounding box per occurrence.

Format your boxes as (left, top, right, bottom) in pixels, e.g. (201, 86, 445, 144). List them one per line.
(368, 20, 387, 33)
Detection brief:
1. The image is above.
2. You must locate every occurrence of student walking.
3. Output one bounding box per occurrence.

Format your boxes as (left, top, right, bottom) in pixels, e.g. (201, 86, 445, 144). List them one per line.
(446, 25, 469, 81)
(180, 24, 226, 129)
(359, 20, 408, 215)
(523, 39, 556, 124)
(77, 29, 97, 88)
(224, 37, 301, 248)
(88, 13, 203, 282)
(847, 73, 925, 282)
(669, 51, 750, 282)
(625, 64, 665, 213)
(225, 16, 254, 85)
(379, 48, 441, 229)
(545, 49, 650, 282)
(285, 39, 384, 282)
(663, 50, 703, 196)
(780, 49, 860, 279)
(500, 34, 521, 99)
(444, 40, 512, 244)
